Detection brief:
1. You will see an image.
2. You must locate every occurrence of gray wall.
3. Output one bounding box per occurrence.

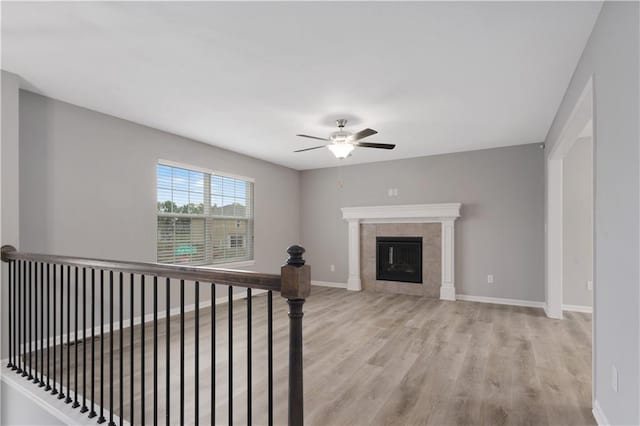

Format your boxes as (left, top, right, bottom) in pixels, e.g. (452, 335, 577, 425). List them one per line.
(562, 137, 593, 308)
(17, 91, 301, 325)
(544, 2, 639, 424)
(300, 143, 545, 302)
(19, 90, 300, 271)
(1, 71, 20, 359)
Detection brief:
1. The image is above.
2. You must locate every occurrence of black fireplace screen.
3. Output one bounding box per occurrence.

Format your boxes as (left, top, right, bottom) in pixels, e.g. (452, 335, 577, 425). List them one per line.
(376, 237, 423, 283)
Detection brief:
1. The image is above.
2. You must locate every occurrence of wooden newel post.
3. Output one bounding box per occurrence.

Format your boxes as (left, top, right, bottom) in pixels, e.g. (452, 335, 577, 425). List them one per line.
(281, 245, 311, 426)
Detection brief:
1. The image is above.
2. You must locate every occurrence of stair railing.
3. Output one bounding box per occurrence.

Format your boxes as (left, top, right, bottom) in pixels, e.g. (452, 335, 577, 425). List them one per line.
(1, 244, 310, 426)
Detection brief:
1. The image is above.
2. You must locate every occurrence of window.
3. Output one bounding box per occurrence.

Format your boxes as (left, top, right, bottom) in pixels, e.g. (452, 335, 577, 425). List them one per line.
(156, 162, 254, 265)
(228, 234, 245, 249)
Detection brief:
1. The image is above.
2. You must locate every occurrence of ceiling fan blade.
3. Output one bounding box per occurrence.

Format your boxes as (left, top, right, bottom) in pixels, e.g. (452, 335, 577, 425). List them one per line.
(356, 142, 396, 150)
(296, 134, 330, 142)
(294, 145, 327, 153)
(350, 128, 378, 141)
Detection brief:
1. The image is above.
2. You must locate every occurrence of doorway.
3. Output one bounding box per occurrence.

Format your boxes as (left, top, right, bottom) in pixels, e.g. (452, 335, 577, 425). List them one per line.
(545, 77, 594, 319)
(545, 77, 595, 407)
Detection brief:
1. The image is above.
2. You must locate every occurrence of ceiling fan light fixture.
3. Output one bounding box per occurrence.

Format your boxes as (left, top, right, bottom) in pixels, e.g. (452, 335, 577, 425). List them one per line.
(327, 143, 355, 159)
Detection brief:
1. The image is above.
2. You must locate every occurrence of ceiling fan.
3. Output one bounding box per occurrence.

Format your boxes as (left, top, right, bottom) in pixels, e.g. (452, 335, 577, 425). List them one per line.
(295, 119, 395, 159)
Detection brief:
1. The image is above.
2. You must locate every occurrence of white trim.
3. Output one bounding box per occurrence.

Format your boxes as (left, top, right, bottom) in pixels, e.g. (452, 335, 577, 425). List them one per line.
(545, 76, 594, 320)
(158, 159, 256, 182)
(346, 219, 362, 291)
(440, 219, 456, 301)
(341, 203, 461, 300)
(15, 289, 267, 355)
(456, 294, 546, 309)
(311, 280, 347, 289)
(562, 304, 593, 314)
(1, 366, 127, 426)
(341, 203, 461, 221)
(592, 399, 610, 426)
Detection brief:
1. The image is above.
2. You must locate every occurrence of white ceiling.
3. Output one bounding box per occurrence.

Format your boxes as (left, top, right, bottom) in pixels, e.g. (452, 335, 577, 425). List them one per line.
(1, 2, 601, 170)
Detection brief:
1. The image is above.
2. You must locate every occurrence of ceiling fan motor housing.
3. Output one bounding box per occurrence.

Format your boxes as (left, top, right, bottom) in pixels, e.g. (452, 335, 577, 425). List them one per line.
(331, 119, 352, 143)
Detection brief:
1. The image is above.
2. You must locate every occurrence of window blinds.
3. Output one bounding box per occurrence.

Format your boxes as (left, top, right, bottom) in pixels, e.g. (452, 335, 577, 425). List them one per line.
(156, 163, 254, 265)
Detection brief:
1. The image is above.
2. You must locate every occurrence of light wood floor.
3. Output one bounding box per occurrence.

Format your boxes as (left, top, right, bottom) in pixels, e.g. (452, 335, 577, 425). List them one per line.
(32, 286, 593, 425)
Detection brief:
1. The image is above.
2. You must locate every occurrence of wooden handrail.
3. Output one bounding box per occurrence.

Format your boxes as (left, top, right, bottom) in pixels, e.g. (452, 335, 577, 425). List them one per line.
(1, 243, 310, 425)
(0, 245, 281, 291)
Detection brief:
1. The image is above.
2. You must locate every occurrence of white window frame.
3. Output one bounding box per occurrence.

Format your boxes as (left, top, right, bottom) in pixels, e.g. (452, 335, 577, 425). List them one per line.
(156, 159, 255, 268)
(227, 234, 246, 249)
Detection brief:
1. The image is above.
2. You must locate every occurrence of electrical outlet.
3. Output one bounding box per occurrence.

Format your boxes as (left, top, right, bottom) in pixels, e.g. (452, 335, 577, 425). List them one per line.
(330, 264, 335, 272)
(393, 188, 398, 196)
(487, 274, 494, 284)
(587, 280, 593, 291)
(612, 365, 619, 392)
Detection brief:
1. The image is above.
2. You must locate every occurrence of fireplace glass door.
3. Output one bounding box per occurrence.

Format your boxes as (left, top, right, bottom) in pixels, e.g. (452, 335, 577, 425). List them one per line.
(376, 236, 423, 283)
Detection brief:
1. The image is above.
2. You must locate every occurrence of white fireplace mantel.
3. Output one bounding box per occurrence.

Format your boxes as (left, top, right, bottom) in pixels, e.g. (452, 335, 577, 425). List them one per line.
(341, 203, 461, 300)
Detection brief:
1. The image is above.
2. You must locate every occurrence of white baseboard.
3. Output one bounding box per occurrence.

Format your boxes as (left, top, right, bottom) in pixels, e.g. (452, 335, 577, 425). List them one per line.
(1, 364, 128, 426)
(456, 294, 545, 309)
(592, 399, 610, 426)
(562, 304, 593, 313)
(16, 289, 267, 354)
(311, 280, 347, 289)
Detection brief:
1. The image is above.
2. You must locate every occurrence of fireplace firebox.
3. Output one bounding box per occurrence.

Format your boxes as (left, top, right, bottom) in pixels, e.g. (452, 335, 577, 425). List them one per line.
(376, 237, 423, 283)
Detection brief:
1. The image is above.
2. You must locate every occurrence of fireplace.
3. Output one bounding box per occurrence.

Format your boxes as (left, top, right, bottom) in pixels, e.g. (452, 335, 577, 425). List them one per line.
(376, 237, 423, 283)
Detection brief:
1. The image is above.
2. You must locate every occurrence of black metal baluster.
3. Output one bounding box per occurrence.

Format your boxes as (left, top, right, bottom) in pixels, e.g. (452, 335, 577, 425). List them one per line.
(141, 275, 146, 426)
(28, 261, 33, 380)
(39, 262, 45, 387)
(247, 287, 252, 426)
(89, 269, 97, 418)
(194, 281, 199, 426)
(109, 271, 115, 426)
(228, 285, 233, 426)
(7, 260, 13, 369)
(119, 272, 124, 426)
(15, 260, 20, 374)
(58, 265, 65, 399)
(51, 264, 57, 395)
(98, 270, 105, 423)
(15, 260, 20, 373)
(165, 278, 170, 426)
(35, 262, 40, 385)
(45, 264, 51, 392)
(11, 260, 17, 372)
(211, 284, 216, 425)
(65, 265, 72, 404)
(81, 268, 88, 413)
(73, 267, 80, 407)
(23, 260, 27, 377)
(16, 260, 21, 375)
(153, 276, 158, 426)
(22, 260, 27, 377)
(267, 290, 273, 426)
(130, 273, 135, 426)
(33, 261, 39, 384)
(180, 279, 184, 426)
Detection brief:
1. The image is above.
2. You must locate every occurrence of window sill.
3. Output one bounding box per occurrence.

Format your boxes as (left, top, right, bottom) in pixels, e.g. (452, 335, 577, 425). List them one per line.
(202, 260, 256, 270)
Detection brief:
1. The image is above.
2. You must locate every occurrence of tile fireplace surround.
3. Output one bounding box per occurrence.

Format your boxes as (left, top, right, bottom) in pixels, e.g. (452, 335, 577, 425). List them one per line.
(341, 203, 462, 300)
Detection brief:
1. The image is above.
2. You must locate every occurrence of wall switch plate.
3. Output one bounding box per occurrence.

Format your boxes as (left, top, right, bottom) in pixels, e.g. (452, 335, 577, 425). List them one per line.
(487, 274, 494, 284)
(387, 188, 393, 197)
(393, 188, 398, 196)
(330, 264, 335, 272)
(587, 280, 593, 291)
(612, 365, 618, 392)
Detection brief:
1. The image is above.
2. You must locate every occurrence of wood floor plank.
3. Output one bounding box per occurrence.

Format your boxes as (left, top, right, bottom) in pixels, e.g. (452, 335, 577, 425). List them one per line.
(31, 286, 593, 425)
